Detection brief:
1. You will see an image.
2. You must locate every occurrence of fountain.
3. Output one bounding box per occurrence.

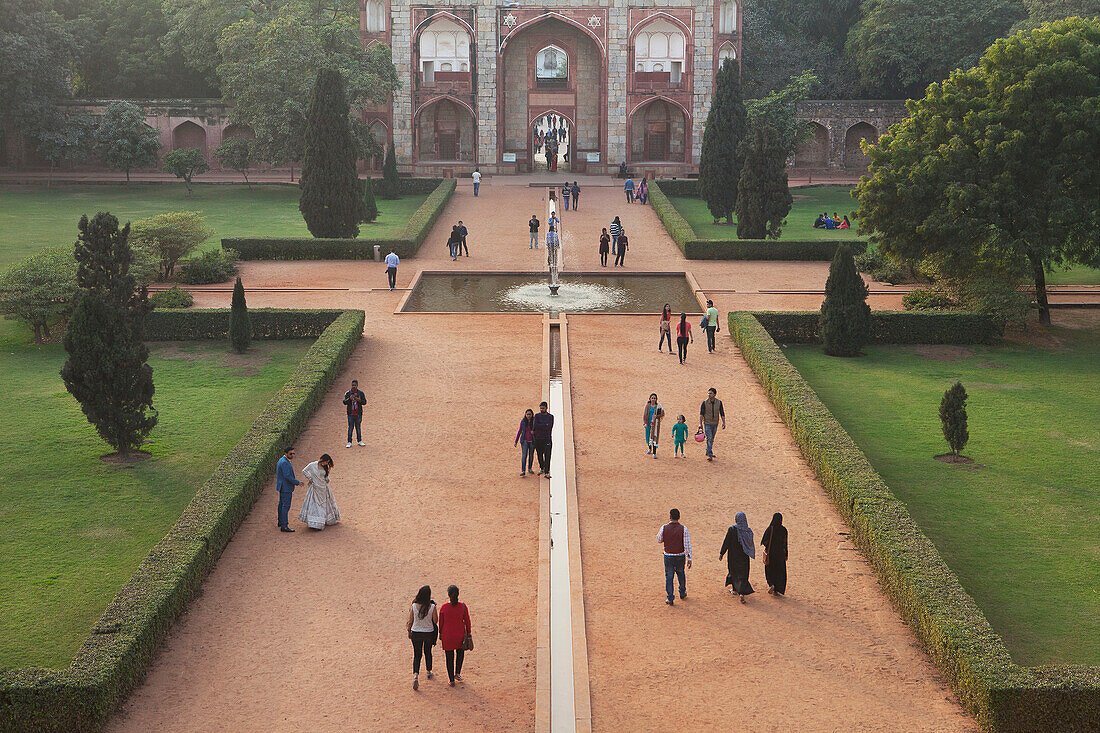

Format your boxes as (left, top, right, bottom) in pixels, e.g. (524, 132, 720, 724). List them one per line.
(547, 188, 561, 296)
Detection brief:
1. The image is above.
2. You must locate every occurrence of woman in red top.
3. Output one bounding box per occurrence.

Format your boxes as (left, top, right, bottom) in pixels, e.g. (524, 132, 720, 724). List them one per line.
(675, 312, 693, 365)
(438, 584, 472, 686)
(658, 303, 673, 354)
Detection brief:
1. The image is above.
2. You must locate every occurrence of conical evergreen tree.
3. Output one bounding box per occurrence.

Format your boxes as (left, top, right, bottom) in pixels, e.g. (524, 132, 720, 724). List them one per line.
(299, 68, 363, 238)
(939, 381, 969, 459)
(820, 244, 871, 357)
(698, 58, 747, 224)
(61, 212, 156, 456)
(382, 139, 399, 199)
(229, 276, 251, 353)
(736, 125, 794, 239)
(362, 176, 379, 223)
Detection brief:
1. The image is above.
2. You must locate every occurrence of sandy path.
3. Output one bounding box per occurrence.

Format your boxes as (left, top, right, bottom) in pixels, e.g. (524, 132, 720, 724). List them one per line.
(566, 315, 976, 731)
(110, 301, 543, 732)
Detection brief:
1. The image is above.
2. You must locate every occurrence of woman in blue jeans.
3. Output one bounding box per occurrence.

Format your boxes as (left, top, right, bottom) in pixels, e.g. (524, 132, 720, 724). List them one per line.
(514, 408, 536, 476)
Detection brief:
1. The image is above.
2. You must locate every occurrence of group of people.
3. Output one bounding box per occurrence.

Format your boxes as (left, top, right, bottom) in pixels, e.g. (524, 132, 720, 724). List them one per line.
(274, 445, 341, 532)
(559, 182, 581, 210)
(640, 386, 726, 461)
(534, 117, 569, 170)
(659, 508, 789, 606)
(513, 402, 556, 477)
(656, 300, 721, 362)
(599, 216, 629, 266)
(812, 211, 851, 230)
(405, 584, 473, 690)
(446, 221, 470, 260)
(624, 176, 648, 204)
(528, 210, 562, 252)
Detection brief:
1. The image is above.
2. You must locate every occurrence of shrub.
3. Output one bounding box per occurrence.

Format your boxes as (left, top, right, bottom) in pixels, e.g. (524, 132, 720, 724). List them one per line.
(683, 239, 868, 260)
(955, 275, 1032, 329)
(654, 179, 699, 197)
(361, 176, 379, 223)
(903, 288, 958, 310)
(854, 247, 885, 274)
(749, 310, 1004, 345)
(150, 286, 193, 309)
(381, 139, 399, 199)
(130, 212, 213, 281)
(821, 244, 871, 356)
(177, 249, 239, 284)
(161, 148, 209, 195)
(229, 277, 250, 353)
(144, 308, 346, 340)
(647, 181, 696, 249)
(0, 247, 78, 342)
(939, 381, 969, 458)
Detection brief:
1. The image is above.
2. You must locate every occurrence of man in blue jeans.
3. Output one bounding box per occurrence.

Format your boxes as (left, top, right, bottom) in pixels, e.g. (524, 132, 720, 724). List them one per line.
(276, 446, 301, 532)
(657, 508, 692, 605)
(344, 379, 367, 447)
(699, 387, 726, 461)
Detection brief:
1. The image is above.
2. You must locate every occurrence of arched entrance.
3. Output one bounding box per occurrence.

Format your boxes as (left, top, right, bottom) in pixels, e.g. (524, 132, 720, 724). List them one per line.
(844, 122, 878, 170)
(531, 112, 571, 171)
(628, 98, 687, 164)
(415, 98, 475, 163)
(794, 122, 828, 168)
(172, 120, 207, 159)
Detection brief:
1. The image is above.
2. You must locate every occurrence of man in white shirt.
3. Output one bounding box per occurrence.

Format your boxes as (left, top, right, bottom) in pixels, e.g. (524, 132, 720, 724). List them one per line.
(657, 508, 692, 605)
(384, 250, 399, 290)
(471, 168, 481, 197)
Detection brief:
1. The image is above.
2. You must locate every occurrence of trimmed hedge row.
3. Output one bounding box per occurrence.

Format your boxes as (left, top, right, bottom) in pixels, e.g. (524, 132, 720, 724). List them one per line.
(654, 178, 699, 197)
(0, 309, 365, 732)
(729, 311, 1099, 731)
(647, 178, 695, 249)
(224, 178, 457, 260)
(750, 310, 1004, 345)
(146, 308, 345, 341)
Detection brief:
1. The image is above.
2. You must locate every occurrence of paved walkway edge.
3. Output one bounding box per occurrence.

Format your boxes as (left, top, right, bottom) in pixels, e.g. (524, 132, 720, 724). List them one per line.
(536, 315, 552, 732)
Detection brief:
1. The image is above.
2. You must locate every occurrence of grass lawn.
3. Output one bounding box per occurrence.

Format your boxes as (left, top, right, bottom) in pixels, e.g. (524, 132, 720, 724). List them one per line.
(1047, 265, 1100, 286)
(784, 322, 1099, 666)
(0, 320, 310, 669)
(667, 185, 862, 241)
(0, 184, 428, 269)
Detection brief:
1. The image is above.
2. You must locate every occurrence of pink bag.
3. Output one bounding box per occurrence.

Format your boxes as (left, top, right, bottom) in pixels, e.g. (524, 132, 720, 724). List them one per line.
(694, 429, 706, 443)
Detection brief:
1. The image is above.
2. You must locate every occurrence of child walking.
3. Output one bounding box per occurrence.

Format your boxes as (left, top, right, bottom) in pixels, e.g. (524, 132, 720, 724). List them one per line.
(672, 415, 688, 457)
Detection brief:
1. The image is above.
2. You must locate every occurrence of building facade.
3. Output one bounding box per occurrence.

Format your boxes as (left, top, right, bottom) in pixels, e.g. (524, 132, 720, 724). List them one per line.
(359, 0, 743, 176)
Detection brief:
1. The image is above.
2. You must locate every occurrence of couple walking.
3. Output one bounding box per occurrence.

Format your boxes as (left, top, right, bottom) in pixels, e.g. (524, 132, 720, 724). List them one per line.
(274, 446, 341, 532)
(406, 584, 473, 690)
(658, 305, 695, 364)
(447, 222, 470, 260)
(514, 402, 554, 477)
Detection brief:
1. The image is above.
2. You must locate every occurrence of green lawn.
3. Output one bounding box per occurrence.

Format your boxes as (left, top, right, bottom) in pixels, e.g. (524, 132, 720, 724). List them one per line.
(0, 320, 309, 669)
(785, 327, 1099, 666)
(668, 185, 862, 241)
(0, 184, 428, 269)
(1047, 265, 1100, 286)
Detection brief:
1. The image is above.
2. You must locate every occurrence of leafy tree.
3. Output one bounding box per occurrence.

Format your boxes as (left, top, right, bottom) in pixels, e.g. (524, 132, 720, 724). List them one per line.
(382, 138, 399, 199)
(1011, 0, 1100, 32)
(299, 68, 363, 238)
(746, 70, 817, 160)
(698, 59, 748, 224)
(162, 0, 250, 86)
(361, 177, 379, 223)
(93, 102, 162, 182)
(0, 248, 79, 342)
(162, 148, 210, 195)
(214, 136, 256, 188)
(820, 244, 871, 356)
(939, 381, 970, 459)
(736, 125, 794, 239)
(229, 276, 250, 352)
(30, 113, 94, 186)
(130, 212, 213, 281)
(854, 18, 1100, 325)
(61, 213, 156, 457)
(846, 0, 1025, 98)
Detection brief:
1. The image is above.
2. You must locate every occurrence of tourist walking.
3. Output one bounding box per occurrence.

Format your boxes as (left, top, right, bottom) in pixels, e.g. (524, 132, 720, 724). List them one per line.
(561, 183, 570, 211)
(614, 231, 628, 266)
(407, 585, 438, 690)
(658, 304, 673, 353)
(275, 446, 301, 533)
(699, 387, 725, 461)
(457, 221, 469, 257)
(571, 181, 580, 210)
(704, 299, 720, 353)
(471, 168, 481, 196)
(609, 216, 622, 255)
(720, 511, 756, 603)
(515, 408, 536, 477)
(598, 228, 610, 267)
(438, 585, 472, 687)
(675, 313, 693, 364)
(624, 176, 635, 203)
(529, 215, 540, 249)
(761, 512, 789, 596)
(533, 401, 554, 478)
(637, 178, 648, 204)
(344, 379, 366, 447)
(643, 393, 665, 457)
(671, 415, 688, 457)
(447, 226, 461, 261)
(657, 508, 692, 605)
(385, 249, 399, 290)
(298, 453, 340, 530)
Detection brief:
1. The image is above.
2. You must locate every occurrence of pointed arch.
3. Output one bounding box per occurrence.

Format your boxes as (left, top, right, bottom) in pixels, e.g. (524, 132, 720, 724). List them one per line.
(500, 12, 605, 56)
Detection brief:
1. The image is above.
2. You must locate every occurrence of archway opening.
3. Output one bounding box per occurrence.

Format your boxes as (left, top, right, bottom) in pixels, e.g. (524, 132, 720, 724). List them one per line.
(172, 120, 207, 159)
(794, 122, 828, 168)
(844, 122, 878, 170)
(532, 113, 571, 172)
(415, 99, 475, 162)
(629, 99, 686, 164)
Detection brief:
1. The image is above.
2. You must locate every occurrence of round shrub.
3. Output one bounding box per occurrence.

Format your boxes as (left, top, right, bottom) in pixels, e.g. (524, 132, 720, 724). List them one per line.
(177, 249, 239, 285)
(150, 286, 194, 309)
(903, 288, 957, 310)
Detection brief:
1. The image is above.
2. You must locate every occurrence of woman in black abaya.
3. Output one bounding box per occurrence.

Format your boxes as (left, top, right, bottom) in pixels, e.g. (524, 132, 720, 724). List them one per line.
(760, 512, 788, 596)
(720, 511, 755, 603)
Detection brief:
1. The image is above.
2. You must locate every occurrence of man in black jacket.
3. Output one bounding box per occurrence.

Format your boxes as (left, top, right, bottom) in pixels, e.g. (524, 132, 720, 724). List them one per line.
(344, 379, 366, 447)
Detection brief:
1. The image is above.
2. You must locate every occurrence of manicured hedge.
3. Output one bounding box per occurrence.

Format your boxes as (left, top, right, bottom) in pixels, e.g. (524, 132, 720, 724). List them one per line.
(729, 311, 1099, 732)
(749, 310, 1004, 345)
(146, 308, 345, 341)
(224, 178, 456, 260)
(647, 179, 695, 249)
(654, 178, 699, 197)
(0, 309, 364, 732)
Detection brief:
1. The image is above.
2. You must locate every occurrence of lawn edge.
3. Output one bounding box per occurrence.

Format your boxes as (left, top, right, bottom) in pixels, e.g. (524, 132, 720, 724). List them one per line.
(0, 308, 365, 732)
(729, 310, 1099, 733)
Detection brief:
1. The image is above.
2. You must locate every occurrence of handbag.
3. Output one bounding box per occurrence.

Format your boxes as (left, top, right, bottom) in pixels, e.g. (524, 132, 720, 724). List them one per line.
(462, 632, 474, 651)
(694, 429, 705, 443)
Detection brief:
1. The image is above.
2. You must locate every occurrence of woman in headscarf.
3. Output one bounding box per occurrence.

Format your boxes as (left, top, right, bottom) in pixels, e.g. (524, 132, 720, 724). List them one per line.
(719, 511, 755, 603)
(761, 512, 788, 595)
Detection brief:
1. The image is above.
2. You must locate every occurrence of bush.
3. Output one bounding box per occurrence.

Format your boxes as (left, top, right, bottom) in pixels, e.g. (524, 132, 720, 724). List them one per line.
(903, 288, 958, 310)
(821, 244, 871, 356)
(361, 176, 379, 223)
(0, 247, 78, 342)
(0, 309, 364, 731)
(229, 277, 250, 353)
(955, 276, 1032, 329)
(130, 212, 213, 281)
(648, 181, 696, 249)
(940, 381, 969, 458)
(144, 308, 345, 340)
(177, 249, 239, 285)
(749, 311, 1004, 345)
(854, 247, 885, 274)
(683, 239, 867, 261)
(149, 286, 193, 309)
(654, 178, 699, 197)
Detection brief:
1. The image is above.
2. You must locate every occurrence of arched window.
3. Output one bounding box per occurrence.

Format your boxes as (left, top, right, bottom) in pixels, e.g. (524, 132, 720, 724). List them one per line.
(718, 1, 736, 35)
(419, 17, 470, 83)
(634, 19, 686, 83)
(536, 45, 568, 88)
(718, 42, 736, 65)
(365, 0, 385, 33)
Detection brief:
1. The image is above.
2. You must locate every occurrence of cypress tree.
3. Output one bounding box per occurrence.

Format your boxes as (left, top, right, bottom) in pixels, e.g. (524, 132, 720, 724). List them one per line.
(698, 58, 747, 224)
(229, 276, 251, 353)
(735, 125, 794, 239)
(939, 381, 969, 459)
(61, 213, 156, 456)
(382, 139, 400, 199)
(299, 68, 363, 238)
(362, 176, 379, 223)
(820, 244, 871, 357)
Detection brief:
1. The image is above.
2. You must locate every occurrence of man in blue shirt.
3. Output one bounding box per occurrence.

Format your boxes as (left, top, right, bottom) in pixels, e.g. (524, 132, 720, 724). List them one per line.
(276, 446, 301, 532)
(385, 249, 399, 290)
(532, 401, 555, 479)
(624, 177, 635, 203)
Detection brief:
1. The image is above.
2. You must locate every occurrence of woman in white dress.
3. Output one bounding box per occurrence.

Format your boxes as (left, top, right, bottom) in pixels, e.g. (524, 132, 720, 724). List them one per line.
(298, 453, 340, 529)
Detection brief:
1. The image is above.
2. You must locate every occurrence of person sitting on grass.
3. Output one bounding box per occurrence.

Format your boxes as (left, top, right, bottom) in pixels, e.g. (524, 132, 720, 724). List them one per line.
(839, 215, 851, 230)
(812, 213, 826, 229)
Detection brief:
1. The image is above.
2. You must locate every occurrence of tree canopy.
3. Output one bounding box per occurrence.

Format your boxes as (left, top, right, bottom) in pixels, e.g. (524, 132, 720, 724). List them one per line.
(92, 101, 163, 181)
(698, 59, 748, 224)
